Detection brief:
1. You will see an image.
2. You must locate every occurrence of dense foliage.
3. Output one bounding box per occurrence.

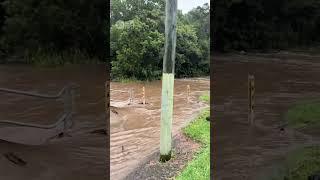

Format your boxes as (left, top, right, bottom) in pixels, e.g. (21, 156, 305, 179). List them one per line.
(0, 0, 107, 64)
(111, 0, 210, 80)
(213, 0, 320, 52)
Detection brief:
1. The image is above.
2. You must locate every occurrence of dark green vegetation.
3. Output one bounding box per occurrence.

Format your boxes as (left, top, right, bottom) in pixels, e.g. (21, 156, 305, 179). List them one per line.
(265, 100, 320, 180)
(213, 0, 320, 52)
(285, 100, 320, 129)
(268, 146, 320, 180)
(111, 0, 209, 81)
(0, 0, 107, 65)
(175, 95, 210, 180)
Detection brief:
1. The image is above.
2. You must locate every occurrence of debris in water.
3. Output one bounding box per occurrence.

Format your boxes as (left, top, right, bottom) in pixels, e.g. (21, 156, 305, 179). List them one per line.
(138, 102, 149, 105)
(90, 129, 107, 135)
(3, 152, 27, 166)
(111, 109, 118, 114)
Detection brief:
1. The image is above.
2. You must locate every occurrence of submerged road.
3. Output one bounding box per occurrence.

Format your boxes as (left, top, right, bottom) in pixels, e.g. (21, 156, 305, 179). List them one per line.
(110, 78, 209, 179)
(0, 65, 107, 180)
(213, 53, 320, 179)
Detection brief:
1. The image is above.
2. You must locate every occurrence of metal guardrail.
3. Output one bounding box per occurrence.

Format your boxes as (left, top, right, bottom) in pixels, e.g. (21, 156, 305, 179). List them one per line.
(0, 84, 78, 131)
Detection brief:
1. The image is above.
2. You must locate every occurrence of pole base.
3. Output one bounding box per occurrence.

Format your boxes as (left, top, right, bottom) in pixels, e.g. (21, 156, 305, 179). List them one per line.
(159, 152, 171, 162)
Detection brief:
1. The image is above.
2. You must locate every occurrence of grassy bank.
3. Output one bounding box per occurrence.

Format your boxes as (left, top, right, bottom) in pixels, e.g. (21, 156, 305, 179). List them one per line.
(269, 146, 320, 180)
(175, 93, 210, 180)
(267, 100, 320, 179)
(285, 100, 320, 129)
(2, 49, 102, 67)
(199, 92, 210, 103)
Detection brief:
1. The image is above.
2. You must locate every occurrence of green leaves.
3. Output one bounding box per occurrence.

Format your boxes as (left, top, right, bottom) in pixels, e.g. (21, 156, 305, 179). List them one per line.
(1, 0, 107, 60)
(111, 17, 164, 80)
(110, 0, 210, 80)
(214, 0, 320, 51)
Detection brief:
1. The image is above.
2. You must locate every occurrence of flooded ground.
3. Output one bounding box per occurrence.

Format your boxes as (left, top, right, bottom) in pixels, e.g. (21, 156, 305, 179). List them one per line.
(213, 53, 320, 180)
(0, 65, 107, 180)
(110, 78, 209, 179)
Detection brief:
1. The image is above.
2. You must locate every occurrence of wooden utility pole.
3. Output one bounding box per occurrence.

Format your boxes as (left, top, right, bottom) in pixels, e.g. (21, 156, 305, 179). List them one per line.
(160, 0, 178, 162)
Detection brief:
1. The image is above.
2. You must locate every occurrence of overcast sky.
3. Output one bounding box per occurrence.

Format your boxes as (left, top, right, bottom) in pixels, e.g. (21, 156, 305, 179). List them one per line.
(178, 0, 210, 14)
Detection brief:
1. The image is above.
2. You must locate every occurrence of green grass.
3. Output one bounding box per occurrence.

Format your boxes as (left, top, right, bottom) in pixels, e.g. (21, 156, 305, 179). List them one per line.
(285, 100, 320, 129)
(265, 99, 320, 180)
(267, 146, 320, 180)
(25, 48, 100, 67)
(175, 107, 210, 180)
(199, 92, 210, 103)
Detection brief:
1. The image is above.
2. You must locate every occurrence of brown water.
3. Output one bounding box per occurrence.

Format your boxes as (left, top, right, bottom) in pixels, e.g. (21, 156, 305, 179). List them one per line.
(213, 53, 320, 180)
(0, 64, 107, 180)
(110, 78, 209, 179)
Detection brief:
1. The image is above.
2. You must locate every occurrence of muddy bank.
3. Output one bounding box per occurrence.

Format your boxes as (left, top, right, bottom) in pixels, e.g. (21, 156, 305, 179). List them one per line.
(110, 78, 209, 179)
(213, 53, 320, 180)
(0, 65, 107, 180)
(126, 131, 201, 180)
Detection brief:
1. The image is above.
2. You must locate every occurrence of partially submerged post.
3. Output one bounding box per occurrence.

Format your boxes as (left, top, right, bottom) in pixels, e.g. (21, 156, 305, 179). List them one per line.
(187, 85, 190, 103)
(129, 88, 133, 104)
(142, 86, 146, 105)
(248, 74, 255, 125)
(160, 0, 178, 162)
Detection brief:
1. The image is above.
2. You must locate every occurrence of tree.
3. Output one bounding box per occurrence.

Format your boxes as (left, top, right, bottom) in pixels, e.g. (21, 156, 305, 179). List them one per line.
(110, 0, 210, 80)
(111, 17, 164, 80)
(213, 0, 320, 52)
(1, 0, 107, 61)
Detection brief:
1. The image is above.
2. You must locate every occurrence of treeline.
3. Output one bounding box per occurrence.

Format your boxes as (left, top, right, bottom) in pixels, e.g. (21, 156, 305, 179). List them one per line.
(213, 0, 320, 52)
(111, 0, 209, 81)
(0, 0, 107, 65)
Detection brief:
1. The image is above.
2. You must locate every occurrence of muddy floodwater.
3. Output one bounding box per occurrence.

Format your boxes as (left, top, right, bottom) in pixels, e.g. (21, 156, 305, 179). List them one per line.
(110, 78, 209, 179)
(213, 53, 320, 180)
(0, 65, 106, 180)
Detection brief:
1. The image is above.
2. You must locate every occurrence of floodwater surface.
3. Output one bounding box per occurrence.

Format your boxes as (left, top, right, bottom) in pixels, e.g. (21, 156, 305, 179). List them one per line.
(0, 65, 107, 180)
(213, 53, 320, 180)
(110, 78, 209, 179)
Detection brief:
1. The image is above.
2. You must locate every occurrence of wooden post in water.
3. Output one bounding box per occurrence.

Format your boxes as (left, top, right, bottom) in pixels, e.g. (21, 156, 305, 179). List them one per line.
(129, 88, 133, 104)
(248, 75, 255, 125)
(160, 0, 177, 162)
(187, 85, 190, 103)
(142, 86, 146, 105)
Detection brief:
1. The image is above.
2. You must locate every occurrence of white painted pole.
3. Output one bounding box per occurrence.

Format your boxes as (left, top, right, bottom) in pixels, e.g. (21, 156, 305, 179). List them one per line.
(160, 0, 178, 162)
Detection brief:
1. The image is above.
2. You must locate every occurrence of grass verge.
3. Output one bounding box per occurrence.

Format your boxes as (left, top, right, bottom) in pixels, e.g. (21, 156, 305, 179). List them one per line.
(25, 48, 101, 67)
(267, 99, 320, 180)
(175, 93, 210, 180)
(268, 146, 320, 180)
(285, 100, 320, 129)
(199, 92, 210, 103)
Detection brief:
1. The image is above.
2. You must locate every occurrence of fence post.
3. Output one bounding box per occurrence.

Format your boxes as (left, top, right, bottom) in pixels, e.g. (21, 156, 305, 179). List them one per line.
(248, 75, 255, 125)
(187, 85, 190, 103)
(63, 85, 76, 129)
(160, 0, 177, 162)
(129, 88, 133, 104)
